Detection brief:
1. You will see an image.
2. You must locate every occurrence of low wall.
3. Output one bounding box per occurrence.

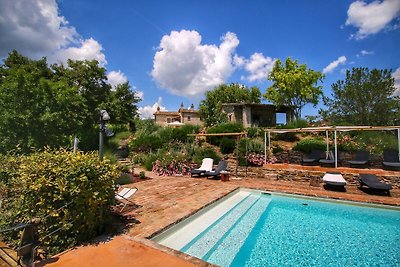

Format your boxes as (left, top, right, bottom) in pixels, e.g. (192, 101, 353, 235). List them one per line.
(233, 166, 400, 189)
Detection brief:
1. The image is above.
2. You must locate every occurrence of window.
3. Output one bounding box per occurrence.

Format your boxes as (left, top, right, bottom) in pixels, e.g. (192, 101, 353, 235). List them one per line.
(167, 118, 171, 123)
(187, 116, 191, 121)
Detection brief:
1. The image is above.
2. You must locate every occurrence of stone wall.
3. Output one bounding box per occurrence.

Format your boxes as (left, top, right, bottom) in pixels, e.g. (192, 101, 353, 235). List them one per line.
(232, 166, 400, 189)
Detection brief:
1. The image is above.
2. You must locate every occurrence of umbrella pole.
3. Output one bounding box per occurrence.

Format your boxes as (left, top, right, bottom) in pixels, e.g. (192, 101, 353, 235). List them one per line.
(334, 130, 338, 168)
(398, 129, 400, 161)
(264, 131, 267, 165)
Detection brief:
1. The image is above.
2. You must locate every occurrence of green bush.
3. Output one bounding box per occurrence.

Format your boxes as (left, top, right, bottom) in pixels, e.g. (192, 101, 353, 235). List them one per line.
(285, 119, 309, 129)
(144, 153, 158, 171)
(116, 173, 132, 185)
(134, 119, 160, 136)
(129, 134, 162, 153)
(272, 145, 284, 154)
(206, 123, 243, 145)
(246, 139, 264, 154)
(172, 124, 200, 143)
(219, 137, 236, 154)
(338, 131, 398, 153)
(293, 138, 326, 153)
(192, 146, 221, 164)
(246, 126, 261, 138)
(0, 148, 118, 255)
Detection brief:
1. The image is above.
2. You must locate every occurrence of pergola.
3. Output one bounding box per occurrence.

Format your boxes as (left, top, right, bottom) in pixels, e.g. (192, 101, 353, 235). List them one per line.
(264, 126, 400, 168)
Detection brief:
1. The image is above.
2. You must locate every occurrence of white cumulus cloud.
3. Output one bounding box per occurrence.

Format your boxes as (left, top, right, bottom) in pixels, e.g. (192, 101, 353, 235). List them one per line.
(136, 91, 144, 100)
(323, 56, 347, 74)
(345, 0, 400, 40)
(393, 67, 400, 96)
(107, 70, 128, 88)
(0, 0, 107, 66)
(138, 97, 166, 119)
(50, 38, 107, 66)
(151, 30, 239, 97)
(238, 53, 276, 82)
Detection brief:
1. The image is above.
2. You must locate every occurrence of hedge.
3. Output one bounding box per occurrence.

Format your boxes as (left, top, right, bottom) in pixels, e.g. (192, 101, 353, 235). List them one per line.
(0, 148, 118, 255)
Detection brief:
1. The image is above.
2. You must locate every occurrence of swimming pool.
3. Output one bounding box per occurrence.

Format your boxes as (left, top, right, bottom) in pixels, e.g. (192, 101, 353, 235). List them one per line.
(153, 189, 400, 267)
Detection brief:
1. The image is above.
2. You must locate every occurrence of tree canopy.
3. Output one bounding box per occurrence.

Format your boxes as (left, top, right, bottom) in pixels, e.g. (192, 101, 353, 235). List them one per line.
(199, 83, 261, 126)
(321, 67, 400, 126)
(0, 50, 141, 153)
(265, 58, 324, 120)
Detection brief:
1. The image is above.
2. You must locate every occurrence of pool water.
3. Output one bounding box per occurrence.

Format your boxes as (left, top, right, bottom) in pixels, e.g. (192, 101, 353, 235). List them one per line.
(154, 191, 400, 267)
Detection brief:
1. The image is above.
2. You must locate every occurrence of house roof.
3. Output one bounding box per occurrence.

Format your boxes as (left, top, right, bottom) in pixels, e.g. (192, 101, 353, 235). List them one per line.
(221, 103, 292, 112)
(154, 111, 180, 116)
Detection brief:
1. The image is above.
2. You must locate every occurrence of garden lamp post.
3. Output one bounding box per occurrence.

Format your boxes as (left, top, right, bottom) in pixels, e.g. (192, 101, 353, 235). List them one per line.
(99, 109, 111, 161)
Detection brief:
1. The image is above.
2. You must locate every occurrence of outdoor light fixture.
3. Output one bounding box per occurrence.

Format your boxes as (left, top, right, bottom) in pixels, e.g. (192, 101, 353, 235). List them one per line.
(99, 109, 114, 161)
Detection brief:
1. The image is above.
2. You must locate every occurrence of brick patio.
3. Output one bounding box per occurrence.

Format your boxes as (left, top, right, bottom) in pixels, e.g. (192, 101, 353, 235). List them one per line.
(39, 168, 400, 267)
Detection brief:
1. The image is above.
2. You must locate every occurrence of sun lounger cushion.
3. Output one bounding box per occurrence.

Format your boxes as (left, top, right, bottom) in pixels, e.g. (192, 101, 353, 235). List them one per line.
(359, 174, 392, 191)
(323, 173, 347, 186)
(191, 158, 214, 176)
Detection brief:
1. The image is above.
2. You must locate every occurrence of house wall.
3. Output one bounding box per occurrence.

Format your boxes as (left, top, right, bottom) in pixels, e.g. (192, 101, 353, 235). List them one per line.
(181, 112, 202, 125)
(154, 114, 180, 126)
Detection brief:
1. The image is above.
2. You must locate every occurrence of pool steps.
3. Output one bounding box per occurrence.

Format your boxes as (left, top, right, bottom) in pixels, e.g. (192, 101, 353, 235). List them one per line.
(156, 190, 271, 266)
(156, 190, 253, 250)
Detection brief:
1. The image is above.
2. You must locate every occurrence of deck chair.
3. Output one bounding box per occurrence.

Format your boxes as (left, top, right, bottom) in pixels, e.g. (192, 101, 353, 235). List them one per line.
(191, 158, 214, 177)
(322, 172, 347, 188)
(319, 151, 343, 166)
(348, 150, 370, 167)
(302, 149, 323, 165)
(204, 160, 228, 180)
(359, 174, 392, 195)
(115, 186, 138, 212)
(382, 149, 400, 170)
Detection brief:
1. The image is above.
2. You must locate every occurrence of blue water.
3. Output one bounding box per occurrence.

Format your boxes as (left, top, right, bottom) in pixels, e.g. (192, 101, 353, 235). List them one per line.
(182, 193, 400, 267)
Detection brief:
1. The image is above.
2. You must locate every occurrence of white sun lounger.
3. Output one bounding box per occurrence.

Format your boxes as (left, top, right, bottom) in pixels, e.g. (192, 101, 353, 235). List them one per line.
(322, 173, 347, 187)
(191, 158, 214, 177)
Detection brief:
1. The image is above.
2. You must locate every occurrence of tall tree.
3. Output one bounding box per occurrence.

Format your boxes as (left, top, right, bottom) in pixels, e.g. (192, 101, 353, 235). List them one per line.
(199, 83, 261, 126)
(265, 58, 324, 120)
(106, 82, 141, 126)
(321, 67, 400, 126)
(0, 51, 140, 153)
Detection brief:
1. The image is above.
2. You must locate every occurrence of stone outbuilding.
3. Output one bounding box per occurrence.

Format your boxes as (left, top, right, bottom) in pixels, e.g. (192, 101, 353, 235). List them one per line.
(221, 103, 294, 127)
(154, 103, 202, 127)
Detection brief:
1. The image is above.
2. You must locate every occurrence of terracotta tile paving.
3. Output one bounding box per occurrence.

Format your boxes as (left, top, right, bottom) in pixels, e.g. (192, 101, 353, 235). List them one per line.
(38, 168, 400, 267)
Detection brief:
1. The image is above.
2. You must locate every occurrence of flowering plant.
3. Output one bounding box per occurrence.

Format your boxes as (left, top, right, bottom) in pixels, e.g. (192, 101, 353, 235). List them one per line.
(246, 153, 277, 166)
(152, 159, 191, 176)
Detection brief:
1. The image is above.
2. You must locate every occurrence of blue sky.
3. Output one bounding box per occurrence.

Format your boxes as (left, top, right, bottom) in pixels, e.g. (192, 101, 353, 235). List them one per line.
(1, 0, 399, 119)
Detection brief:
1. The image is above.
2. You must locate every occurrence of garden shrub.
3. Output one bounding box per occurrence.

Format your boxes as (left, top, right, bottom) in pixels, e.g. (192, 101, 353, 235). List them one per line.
(144, 153, 158, 171)
(172, 124, 200, 143)
(272, 145, 284, 154)
(246, 139, 264, 154)
(338, 131, 398, 153)
(192, 146, 221, 164)
(246, 126, 261, 138)
(293, 138, 326, 153)
(0, 148, 118, 255)
(129, 134, 162, 153)
(116, 173, 132, 185)
(219, 137, 236, 154)
(206, 123, 243, 145)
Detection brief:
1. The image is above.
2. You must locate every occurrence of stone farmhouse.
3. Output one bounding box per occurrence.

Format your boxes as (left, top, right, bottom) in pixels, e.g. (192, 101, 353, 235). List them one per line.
(154, 103, 202, 127)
